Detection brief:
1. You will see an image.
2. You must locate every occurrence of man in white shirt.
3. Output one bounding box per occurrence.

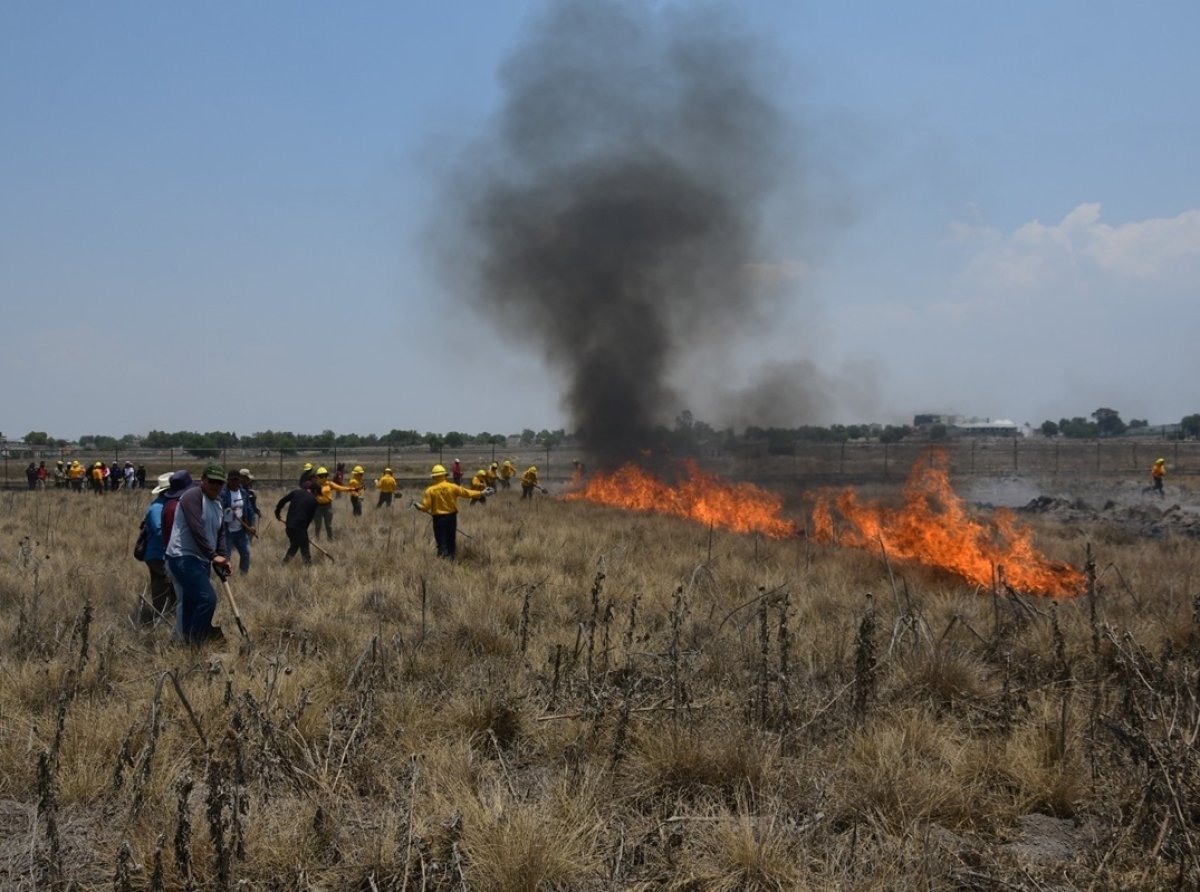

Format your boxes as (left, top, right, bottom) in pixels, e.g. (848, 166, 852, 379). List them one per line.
(219, 469, 256, 575)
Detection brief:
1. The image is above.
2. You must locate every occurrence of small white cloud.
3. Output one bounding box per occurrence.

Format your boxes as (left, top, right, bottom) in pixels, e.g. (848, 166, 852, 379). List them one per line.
(961, 202, 1200, 290)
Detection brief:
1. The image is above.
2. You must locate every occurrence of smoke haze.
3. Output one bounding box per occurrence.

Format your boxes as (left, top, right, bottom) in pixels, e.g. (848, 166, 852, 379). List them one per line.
(444, 0, 800, 465)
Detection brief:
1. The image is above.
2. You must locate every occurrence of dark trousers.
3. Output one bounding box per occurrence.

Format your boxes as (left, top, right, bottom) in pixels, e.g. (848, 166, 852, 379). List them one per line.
(313, 503, 333, 539)
(432, 512, 457, 557)
(376, 491, 394, 508)
(284, 527, 312, 564)
(522, 483, 534, 500)
(136, 559, 177, 626)
(351, 495, 363, 516)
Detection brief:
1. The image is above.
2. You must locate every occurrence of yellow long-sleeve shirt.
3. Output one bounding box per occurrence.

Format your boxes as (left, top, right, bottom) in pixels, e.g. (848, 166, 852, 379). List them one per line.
(522, 467, 539, 487)
(348, 474, 365, 497)
(315, 480, 353, 504)
(470, 471, 487, 491)
(420, 480, 484, 515)
(376, 473, 397, 493)
(500, 461, 515, 480)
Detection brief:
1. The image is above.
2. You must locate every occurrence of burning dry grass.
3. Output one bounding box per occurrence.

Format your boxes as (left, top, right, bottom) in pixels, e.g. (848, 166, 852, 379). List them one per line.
(0, 481, 1199, 888)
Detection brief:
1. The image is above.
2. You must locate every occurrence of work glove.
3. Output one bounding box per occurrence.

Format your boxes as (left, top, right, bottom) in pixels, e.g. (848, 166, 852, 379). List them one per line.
(483, 487, 495, 497)
(213, 561, 231, 582)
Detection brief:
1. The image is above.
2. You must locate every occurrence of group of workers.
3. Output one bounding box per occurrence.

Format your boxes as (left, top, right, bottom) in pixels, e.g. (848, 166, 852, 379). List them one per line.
(99, 455, 546, 645)
(26, 459, 149, 491)
(416, 462, 543, 556)
(273, 460, 544, 564)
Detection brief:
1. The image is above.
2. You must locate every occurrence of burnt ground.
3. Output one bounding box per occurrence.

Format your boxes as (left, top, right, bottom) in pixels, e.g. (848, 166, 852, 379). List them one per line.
(963, 476, 1200, 539)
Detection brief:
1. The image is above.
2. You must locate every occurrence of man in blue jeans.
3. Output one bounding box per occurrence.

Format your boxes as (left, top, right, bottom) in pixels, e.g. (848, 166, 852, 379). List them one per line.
(165, 463, 231, 644)
(219, 469, 257, 574)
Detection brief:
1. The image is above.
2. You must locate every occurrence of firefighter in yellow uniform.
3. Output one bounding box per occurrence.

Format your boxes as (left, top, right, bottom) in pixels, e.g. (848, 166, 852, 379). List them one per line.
(1151, 458, 1166, 498)
(499, 459, 516, 490)
(470, 468, 488, 491)
(521, 465, 541, 500)
(90, 461, 105, 495)
(375, 467, 398, 508)
(348, 465, 366, 516)
(312, 467, 352, 539)
(485, 462, 499, 489)
(68, 460, 85, 492)
(417, 464, 489, 557)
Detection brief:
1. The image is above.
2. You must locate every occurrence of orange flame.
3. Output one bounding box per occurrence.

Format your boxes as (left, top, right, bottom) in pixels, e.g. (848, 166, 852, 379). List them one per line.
(811, 450, 1084, 597)
(567, 459, 798, 538)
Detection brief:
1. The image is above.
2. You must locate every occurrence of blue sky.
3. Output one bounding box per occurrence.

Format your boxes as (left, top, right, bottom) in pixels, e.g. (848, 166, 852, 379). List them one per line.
(3, 1, 1198, 441)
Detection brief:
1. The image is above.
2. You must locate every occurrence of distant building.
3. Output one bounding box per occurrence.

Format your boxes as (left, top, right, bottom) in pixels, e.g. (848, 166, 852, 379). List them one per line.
(913, 413, 962, 429)
(950, 419, 1021, 438)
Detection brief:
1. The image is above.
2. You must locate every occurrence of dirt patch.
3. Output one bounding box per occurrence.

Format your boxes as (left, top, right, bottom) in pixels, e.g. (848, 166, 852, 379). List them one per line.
(1019, 494, 1200, 539)
(1002, 813, 1097, 863)
(962, 475, 1200, 539)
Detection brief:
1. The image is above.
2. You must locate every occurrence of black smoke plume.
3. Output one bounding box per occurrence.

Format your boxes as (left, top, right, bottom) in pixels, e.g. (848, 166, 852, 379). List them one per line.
(446, 0, 792, 466)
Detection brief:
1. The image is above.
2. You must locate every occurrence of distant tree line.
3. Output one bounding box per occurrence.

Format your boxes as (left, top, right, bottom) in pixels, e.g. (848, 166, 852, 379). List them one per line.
(9, 427, 572, 459)
(14, 409, 1200, 461)
(1038, 407, 1192, 439)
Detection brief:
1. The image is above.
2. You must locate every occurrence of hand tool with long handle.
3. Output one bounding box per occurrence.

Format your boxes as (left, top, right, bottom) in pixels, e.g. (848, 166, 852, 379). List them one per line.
(220, 577, 253, 649)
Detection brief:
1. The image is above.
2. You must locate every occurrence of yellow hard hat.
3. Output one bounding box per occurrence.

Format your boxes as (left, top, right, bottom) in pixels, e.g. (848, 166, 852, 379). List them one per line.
(529, 465, 537, 472)
(303, 462, 313, 471)
(1156, 458, 1165, 464)
(316, 467, 328, 476)
(431, 464, 447, 477)
(384, 467, 392, 473)
(94, 461, 102, 467)
(352, 465, 364, 474)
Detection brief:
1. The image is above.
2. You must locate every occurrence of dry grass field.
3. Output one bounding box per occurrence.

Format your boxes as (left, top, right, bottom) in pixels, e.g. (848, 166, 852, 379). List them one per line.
(1, 471, 1198, 890)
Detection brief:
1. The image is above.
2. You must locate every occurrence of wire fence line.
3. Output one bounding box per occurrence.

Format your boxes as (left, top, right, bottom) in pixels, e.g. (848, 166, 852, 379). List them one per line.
(3, 438, 1196, 491)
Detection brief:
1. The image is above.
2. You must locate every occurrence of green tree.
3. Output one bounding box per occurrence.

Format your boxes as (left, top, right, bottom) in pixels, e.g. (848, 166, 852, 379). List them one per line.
(425, 433, 445, 453)
(1059, 417, 1098, 438)
(520, 428, 536, 446)
(1040, 420, 1059, 437)
(1181, 414, 1200, 439)
(444, 431, 465, 448)
(143, 429, 181, 448)
(380, 429, 422, 446)
(23, 431, 50, 445)
(1091, 407, 1126, 437)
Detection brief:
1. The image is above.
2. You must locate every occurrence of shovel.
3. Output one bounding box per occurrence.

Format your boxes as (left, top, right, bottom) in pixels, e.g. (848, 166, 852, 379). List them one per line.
(219, 576, 253, 651)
